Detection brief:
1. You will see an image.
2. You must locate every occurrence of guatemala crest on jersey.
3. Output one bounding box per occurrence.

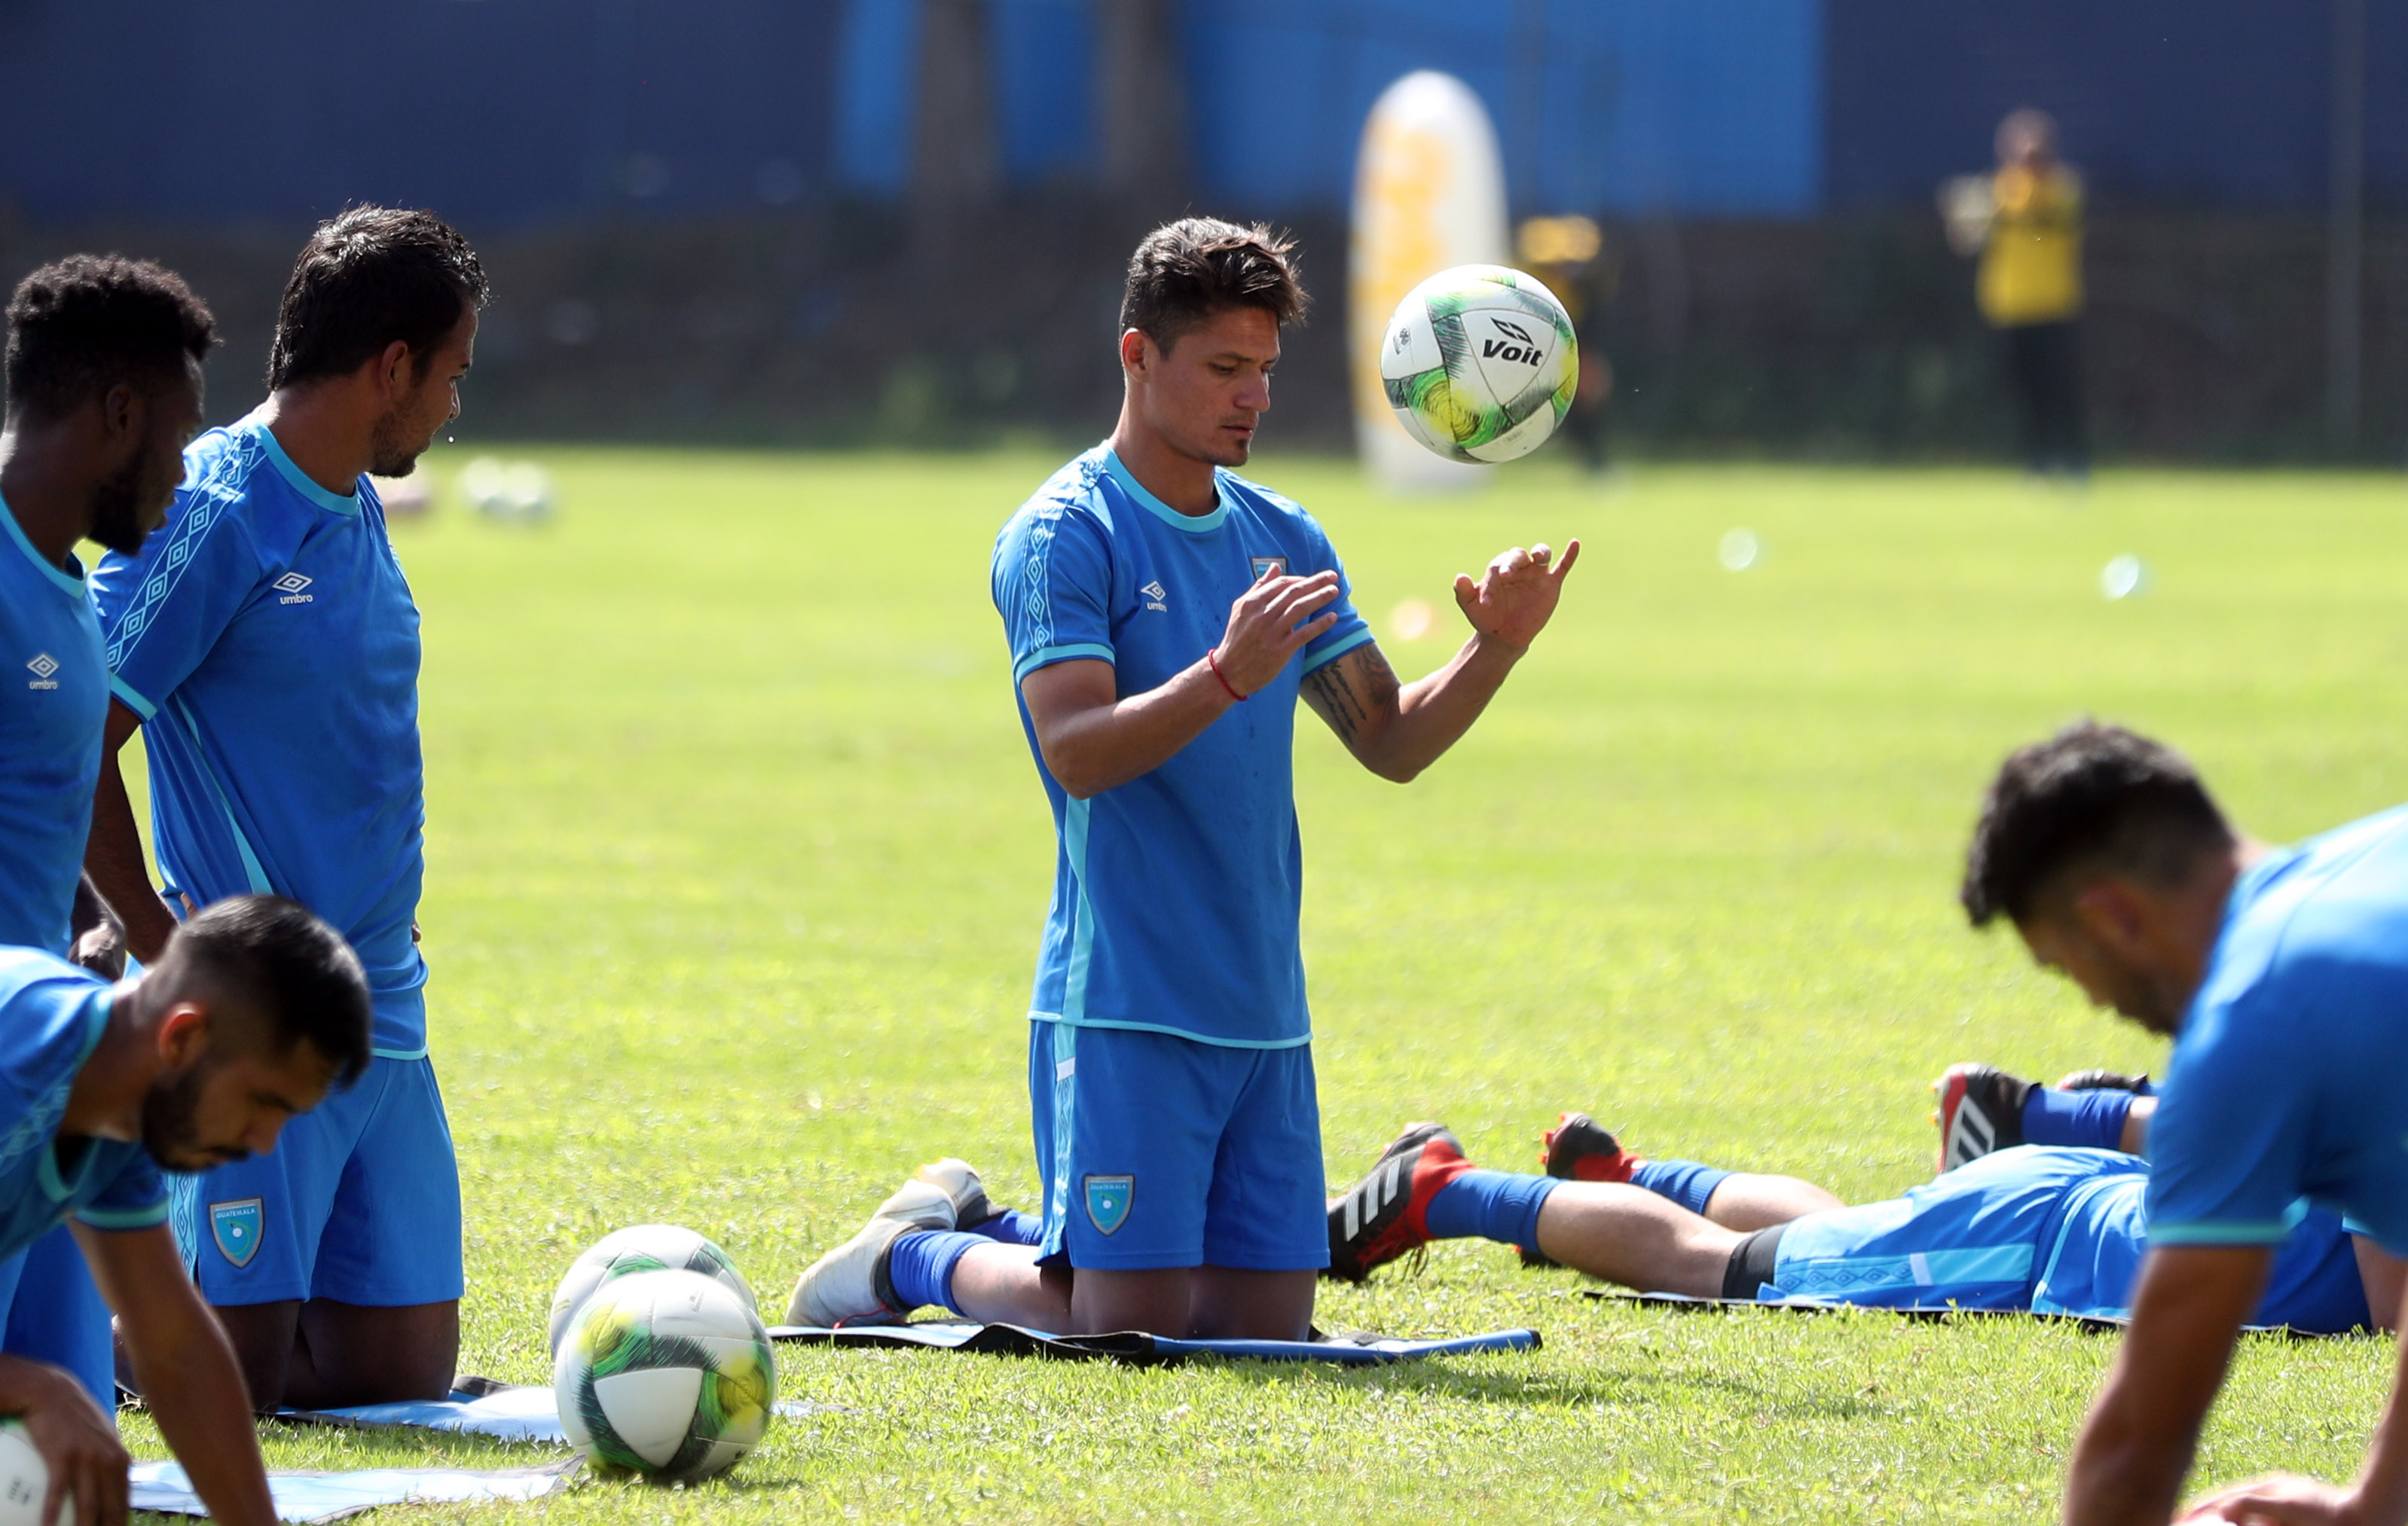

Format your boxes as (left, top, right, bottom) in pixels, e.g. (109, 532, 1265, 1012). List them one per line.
(210, 1198, 264, 1268)
(1083, 1174, 1133, 1236)
(1250, 555, 1288, 581)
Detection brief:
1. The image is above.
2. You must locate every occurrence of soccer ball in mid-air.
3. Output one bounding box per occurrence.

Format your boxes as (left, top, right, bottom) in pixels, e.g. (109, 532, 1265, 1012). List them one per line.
(1380, 264, 1578, 464)
(547, 1224, 759, 1357)
(0, 1421, 65, 1526)
(554, 1268, 778, 1483)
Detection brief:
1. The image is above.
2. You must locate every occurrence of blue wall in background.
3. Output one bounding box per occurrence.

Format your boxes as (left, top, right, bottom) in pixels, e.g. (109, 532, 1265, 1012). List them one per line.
(0, 0, 2391, 228)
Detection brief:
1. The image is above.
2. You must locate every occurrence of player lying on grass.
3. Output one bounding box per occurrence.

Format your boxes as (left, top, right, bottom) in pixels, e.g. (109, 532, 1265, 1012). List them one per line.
(1962, 722, 2408, 1524)
(789, 218, 1575, 1341)
(1316, 1112, 2372, 1334)
(0, 894, 369, 1526)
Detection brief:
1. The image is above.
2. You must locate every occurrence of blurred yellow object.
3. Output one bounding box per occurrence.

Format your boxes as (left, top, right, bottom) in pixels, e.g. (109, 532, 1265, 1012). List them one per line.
(1978, 164, 2083, 326)
(1516, 215, 1601, 267)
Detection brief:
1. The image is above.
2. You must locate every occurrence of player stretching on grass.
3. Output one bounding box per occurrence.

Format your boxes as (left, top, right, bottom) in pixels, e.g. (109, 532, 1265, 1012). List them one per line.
(0, 257, 212, 1417)
(0, 895, 372, 1526)
(1961, 722, 2408, 1524)
(1320, 1112, 2371, 1334)
(788, 217, 1576, 1339)
(82, 209, 486, 1408)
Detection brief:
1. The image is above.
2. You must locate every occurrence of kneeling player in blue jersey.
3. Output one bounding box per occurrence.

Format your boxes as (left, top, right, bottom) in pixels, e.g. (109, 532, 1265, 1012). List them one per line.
(788, 218, 1576, 1339)
(1320, 1112, 2373, 1334)
(84, 209, 487, 1408)
(0, 893, 371, 1526)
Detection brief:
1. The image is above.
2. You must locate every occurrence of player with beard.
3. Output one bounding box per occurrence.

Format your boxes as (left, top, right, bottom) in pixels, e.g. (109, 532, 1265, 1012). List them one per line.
(0, 893, 369, 1526)
(0, 255, 213, 1416)
(82, 208, 485, 1408)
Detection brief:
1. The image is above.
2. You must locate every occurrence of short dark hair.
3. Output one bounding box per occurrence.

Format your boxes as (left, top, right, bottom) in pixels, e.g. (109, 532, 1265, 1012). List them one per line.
(3, 255, 215, 423)
(267, 206, 488, 391)
(1119, 217, 1308, 353)
(166, 896, 372, 1086)
(1961, 721, 2235, 927)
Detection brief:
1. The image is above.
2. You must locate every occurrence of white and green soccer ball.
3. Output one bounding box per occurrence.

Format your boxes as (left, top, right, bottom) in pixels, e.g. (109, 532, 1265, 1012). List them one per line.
(553, 1268, 777, 1483)
(1380, 264, 1578, 465)
(546, 1224, 759, 1357)
(0, 1420, 66, 1526)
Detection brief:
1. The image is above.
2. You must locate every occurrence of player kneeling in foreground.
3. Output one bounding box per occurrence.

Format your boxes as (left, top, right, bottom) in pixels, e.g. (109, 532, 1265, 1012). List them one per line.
(1963, 723, 2408, 1523)
(0, 894, 369, 1526)
(790, 218, 1575, 1339)
(1322, 1113, 2372, 1334)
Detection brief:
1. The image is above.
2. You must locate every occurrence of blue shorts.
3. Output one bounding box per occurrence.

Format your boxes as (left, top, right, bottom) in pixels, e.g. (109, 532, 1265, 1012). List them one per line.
(171, 1054, 463, 1307)
(1028, 1021, 1328, 1272)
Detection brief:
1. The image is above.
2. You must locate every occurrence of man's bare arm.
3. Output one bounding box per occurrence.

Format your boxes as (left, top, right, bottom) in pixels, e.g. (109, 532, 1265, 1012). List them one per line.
(1300, 540, 1579, 783)
(2063, 1244, 2269, 1525)
(83, 700, 177, 963)
(1022, 571, 1340, 800)
(79, 1223, 277, 1526)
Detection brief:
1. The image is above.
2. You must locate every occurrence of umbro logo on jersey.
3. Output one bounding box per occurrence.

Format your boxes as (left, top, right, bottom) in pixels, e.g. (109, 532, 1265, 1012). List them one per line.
(273, 572, 314, 605)
(24, 653, 59, 691)
(1141, 579, 1168, 612)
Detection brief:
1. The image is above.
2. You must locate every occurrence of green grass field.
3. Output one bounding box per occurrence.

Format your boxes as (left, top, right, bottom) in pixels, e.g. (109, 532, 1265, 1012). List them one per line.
(115, 450, 2408, 1522)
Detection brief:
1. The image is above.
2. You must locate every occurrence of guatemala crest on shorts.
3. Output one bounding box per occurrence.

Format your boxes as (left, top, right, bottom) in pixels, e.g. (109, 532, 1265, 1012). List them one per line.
(209, 1198, 264, 1268)
(1083, 1175, 1133, 1236)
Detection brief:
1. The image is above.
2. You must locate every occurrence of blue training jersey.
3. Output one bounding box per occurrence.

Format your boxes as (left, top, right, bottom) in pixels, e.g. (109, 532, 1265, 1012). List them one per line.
(1768, 1146, 2366, 1332)
(90, 416, 429, 1058)
(2148, 806, 2408, 1257)
(0, 951, 168, 1256)
(0, 493, 107, 957)
(991, 447, 1374, 1048)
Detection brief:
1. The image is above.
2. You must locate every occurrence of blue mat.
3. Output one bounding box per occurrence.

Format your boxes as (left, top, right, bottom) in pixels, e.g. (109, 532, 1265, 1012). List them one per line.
(1593, 1289, 2345, 1338)
(275, 1381, 839, 1445)
(130, 1457, 576, 1522)
(767, 1321, 1541, 1365)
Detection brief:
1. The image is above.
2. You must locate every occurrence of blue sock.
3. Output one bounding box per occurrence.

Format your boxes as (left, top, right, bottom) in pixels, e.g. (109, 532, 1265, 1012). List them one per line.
(1422, 1170, 1558, 1249)
(882, 1230, 985, 1313)
(1629, 1159, 1731, 1217)
(2022, 1087, 2137, 1152)
(964, 1208, 1043, 1247)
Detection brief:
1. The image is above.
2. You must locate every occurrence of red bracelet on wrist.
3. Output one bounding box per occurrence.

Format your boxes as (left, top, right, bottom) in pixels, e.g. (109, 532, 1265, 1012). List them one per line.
(1206, 646, 1248, 701)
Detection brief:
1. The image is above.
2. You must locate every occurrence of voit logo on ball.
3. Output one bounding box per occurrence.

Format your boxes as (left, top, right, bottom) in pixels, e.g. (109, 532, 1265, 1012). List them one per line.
(1483, 318, 1542, 366)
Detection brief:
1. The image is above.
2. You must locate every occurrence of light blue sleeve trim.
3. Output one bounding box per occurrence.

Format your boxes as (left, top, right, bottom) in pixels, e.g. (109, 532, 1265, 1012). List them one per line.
(371, 1043, 429, 1062)
(1029, 1012, 1313, 1051)
(1300, 627, 1377, 675)
(2149, 1219, 2300, 1247)
(246, 416, 362, 516)
(74, 1201, 170, 1231)
(107, 672, 157, 720)
(1013, 642, 1116, 683)
(168, 696, 273, 895)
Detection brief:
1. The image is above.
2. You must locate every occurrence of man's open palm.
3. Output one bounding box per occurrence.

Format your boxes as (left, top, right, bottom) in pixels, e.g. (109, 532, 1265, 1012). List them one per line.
(1454, 539, 1579, 653)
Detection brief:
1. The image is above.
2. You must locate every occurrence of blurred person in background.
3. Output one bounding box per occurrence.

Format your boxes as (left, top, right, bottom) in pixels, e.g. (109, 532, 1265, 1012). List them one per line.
(1517, 217, 1615, 478)
(1942, 108, 2087, 478)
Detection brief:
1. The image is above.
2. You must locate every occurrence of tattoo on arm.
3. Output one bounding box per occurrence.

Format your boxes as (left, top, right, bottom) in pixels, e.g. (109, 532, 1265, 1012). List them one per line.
(1305, 644, 1399, 749)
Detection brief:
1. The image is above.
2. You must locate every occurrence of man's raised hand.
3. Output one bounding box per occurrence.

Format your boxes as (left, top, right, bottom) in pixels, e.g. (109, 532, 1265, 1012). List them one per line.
(1453, 539, 1580, 655)
(1212, 568, 1340, 697)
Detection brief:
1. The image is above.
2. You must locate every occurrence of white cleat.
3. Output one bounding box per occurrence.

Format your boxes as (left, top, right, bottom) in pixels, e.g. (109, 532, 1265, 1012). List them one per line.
(912, 1157, 992, 1228)
(785, 1176, 957, 1327)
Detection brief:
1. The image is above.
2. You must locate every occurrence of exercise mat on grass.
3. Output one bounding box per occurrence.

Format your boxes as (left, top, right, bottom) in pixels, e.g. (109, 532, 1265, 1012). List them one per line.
(768, 1321, 1540, 1365)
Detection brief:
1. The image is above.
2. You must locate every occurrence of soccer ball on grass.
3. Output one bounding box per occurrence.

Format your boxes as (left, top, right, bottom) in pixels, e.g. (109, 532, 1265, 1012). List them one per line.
(552, 1268, 777, 1482)
(546, 1223, 759, 1357)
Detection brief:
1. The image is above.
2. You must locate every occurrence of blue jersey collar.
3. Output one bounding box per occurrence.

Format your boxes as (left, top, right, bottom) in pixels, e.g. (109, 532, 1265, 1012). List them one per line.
(247, 417, 362, 517)
(0, 488, 87, 597)
(39, 988, 117, 1205)
(1104, 448, 1230, 533)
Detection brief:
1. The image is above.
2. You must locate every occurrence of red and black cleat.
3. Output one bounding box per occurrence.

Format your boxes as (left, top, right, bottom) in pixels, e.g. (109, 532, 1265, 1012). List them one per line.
(1325, 1122, 1474, 1283)
(1933, 1063, 2037, 1173)
(1519, 1112, 1640, 1268)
